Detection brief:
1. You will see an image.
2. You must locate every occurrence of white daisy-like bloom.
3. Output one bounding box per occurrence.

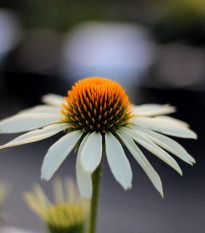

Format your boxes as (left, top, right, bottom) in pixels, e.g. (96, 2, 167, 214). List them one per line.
(0, 77, 197, 199)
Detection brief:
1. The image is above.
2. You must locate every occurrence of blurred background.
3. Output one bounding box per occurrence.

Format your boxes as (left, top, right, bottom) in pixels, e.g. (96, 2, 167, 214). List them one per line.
(0, 0, 204, 232)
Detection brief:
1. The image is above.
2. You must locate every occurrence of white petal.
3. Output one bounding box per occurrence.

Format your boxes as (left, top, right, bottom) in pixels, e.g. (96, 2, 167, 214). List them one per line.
(76, 134, 92, 199)
(41, 130, 83, 180)
(105, 132, 132, 190)
(0, 113, 60, 133)
(155, 116, 189, 128)
(117, 130, 163, 197)
(133, 125, 195, 164)
(0, 123, 68, 149)
(41, 94, 66, 107)
(123, 128, 182, 175)
(132, 117, 197, 139)
(19, 105, 61, 115)
(132, 104, 176, 116)
(80, 132, 102, 173)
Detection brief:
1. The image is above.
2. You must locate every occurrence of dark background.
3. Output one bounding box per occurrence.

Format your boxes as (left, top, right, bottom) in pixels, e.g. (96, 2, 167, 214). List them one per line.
(0, 0, 205, 232)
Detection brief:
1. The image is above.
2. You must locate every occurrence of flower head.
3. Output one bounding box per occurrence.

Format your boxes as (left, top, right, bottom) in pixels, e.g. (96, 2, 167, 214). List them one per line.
(60, 78, 133, 133)
(24, 177, 89, 233)
(0, 77, 197, 198)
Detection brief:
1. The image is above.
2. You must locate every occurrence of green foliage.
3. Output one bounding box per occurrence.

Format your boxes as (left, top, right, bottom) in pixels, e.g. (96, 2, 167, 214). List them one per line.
(19, 0, 125, 31)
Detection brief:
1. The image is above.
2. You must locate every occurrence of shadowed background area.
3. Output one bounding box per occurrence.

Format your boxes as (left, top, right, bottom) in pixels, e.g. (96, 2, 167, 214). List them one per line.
(0, 0, 205, 232)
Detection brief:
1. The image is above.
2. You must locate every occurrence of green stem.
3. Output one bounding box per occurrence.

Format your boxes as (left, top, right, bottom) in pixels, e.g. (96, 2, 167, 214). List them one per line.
(88, 161, 103, 233)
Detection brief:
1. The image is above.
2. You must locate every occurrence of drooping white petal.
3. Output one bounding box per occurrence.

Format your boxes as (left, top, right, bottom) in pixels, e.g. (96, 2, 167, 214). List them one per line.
(0, 113, 60, 133)
(105, 132, 132, 190)
(154, 116, 190, 128)
(41, 94, 66, 107)
(132, 104, 176, 116)
(0, 123, 68, 149)
(132, 116, 197, 139)
(41, 130, 83, 181)
(117, 130, 163, 197)
(76, 134, 92, 199)
(19, 105, 61, 115)
(132, 125, 195, 164)
(80, 132, 102, 173)
(123, 128, 182, 175)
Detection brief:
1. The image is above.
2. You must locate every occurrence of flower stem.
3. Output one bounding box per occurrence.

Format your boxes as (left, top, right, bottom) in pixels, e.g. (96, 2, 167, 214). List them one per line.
(88, 161, 103, 233)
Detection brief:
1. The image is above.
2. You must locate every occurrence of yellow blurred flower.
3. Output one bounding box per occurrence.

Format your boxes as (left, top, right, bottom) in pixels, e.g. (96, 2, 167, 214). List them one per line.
(24, 177, 89, 233)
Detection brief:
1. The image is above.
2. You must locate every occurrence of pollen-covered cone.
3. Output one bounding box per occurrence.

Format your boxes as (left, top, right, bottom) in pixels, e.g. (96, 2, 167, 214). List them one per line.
(0, 77, 197, 199)
(24, 177, 90, 233)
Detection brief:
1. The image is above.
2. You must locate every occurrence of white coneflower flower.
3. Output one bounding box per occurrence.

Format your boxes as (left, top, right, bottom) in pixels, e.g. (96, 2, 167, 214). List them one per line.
(24, 177, 89, 233)
(0, 77, 197, 198)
